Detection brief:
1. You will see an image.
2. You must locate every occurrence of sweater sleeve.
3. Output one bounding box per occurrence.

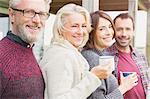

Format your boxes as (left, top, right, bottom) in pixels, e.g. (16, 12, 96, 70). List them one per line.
(88, 89, 123, 99)
(40, 52, 101, 99)
(88, 83, 123, 99)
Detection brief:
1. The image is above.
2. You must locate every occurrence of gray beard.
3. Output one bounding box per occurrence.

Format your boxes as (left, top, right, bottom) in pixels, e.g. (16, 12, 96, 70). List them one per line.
(18, 26, 42, 44)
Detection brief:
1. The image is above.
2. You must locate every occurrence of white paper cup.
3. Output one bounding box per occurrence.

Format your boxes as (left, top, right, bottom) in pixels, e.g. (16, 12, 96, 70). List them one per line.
(99, 56, 115, 72)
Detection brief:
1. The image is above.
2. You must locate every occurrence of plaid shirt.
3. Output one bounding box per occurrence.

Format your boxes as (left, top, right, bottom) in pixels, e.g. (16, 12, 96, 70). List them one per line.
(104, 43, 150, 93)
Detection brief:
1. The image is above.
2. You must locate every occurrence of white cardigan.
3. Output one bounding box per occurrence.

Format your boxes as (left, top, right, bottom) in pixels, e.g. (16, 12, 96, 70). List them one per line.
(40, 41, 101, 99)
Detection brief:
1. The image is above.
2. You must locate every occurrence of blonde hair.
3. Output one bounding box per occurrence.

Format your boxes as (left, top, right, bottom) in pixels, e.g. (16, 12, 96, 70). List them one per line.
(52, 3, 91, 49)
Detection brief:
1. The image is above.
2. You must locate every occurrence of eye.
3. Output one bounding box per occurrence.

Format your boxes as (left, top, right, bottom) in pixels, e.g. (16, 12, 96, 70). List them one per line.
(25, 10, 35, 15)
(126, 28, 131, 31)
(82, 25, 87, 28)
(39, 12, 46, 16)
(99, 27, 105, 31)
(116, 28, 122, 31)
(99, 28, 103, 31)
(71, 25, 78, 27)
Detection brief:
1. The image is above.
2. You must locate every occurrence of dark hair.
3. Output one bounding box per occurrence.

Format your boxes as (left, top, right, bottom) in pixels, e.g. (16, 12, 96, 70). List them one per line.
(114, 13, 135, 30)
(84, 10, 116, 50)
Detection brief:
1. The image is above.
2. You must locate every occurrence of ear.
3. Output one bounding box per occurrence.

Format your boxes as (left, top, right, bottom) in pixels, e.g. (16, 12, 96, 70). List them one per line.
(8, 8, 15, 24)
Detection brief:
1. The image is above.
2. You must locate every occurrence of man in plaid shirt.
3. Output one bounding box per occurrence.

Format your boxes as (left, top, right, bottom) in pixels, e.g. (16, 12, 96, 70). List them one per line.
(105, 13, 149, 99)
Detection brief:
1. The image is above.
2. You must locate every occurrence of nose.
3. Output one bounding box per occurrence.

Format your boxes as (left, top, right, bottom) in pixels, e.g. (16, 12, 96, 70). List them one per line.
(77, 27, 84, 35)
(105, 27, 111, 35)
(122, 29, 126, 36)
(32, 14, 41, 23)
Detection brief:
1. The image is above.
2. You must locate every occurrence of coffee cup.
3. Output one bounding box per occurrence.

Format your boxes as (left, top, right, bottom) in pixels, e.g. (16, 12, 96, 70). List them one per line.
(99, 56, 115, 72)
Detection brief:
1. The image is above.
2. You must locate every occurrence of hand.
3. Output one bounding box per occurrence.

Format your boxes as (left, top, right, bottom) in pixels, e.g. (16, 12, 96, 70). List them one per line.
(118, 72, 138, 94)
(90, 62, 112, 79)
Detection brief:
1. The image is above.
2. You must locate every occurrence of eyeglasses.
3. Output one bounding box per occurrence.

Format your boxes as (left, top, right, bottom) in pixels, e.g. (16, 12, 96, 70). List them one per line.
(11, 7, 50, 20)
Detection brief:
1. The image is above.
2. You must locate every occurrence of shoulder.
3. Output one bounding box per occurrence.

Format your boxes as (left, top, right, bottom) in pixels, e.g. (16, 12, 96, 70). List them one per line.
(104, 43, 118, 55)
(0, 37, 17, 59)
(40, 44, 79, 70)
(133, 48, 145, 56)
(81, 49, 100, 68)
(132, 48, 148, 61)
(44, 44, 75, 59)
(81, 49, 99, 59)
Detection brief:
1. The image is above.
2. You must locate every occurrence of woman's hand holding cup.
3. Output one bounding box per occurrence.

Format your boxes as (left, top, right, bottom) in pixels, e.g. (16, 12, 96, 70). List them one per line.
(90, 62, 112, 79)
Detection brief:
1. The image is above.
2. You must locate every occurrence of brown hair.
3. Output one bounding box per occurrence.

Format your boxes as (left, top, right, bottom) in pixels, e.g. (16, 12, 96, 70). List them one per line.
(84, 11, 116, 50)
(114, 13, 135, 30)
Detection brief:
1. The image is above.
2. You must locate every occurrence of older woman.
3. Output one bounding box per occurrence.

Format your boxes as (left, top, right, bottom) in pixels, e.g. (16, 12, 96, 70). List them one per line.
(81, 11, 138, 99)
(40, 4, 112, 99)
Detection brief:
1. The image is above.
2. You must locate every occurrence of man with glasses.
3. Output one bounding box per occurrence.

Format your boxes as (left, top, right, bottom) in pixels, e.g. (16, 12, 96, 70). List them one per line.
(0, 0, 51, 98)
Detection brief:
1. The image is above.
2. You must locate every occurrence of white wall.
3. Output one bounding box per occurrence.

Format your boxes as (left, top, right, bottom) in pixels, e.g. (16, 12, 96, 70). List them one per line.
(44, 13, 56, 47)
(0, 17, 9, 40)
(135, 11, 147, 48)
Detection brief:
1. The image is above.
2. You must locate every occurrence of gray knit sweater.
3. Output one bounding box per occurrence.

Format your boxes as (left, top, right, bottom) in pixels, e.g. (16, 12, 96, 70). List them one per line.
(81, 49, 123, 99)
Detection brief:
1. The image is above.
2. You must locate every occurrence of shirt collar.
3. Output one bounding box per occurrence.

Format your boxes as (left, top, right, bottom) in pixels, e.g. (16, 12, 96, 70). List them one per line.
(129, 45, 137, 56)
(6, 31, 34, 48)
(113, 43, 137, 56)
(105, 43, 137, 57)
